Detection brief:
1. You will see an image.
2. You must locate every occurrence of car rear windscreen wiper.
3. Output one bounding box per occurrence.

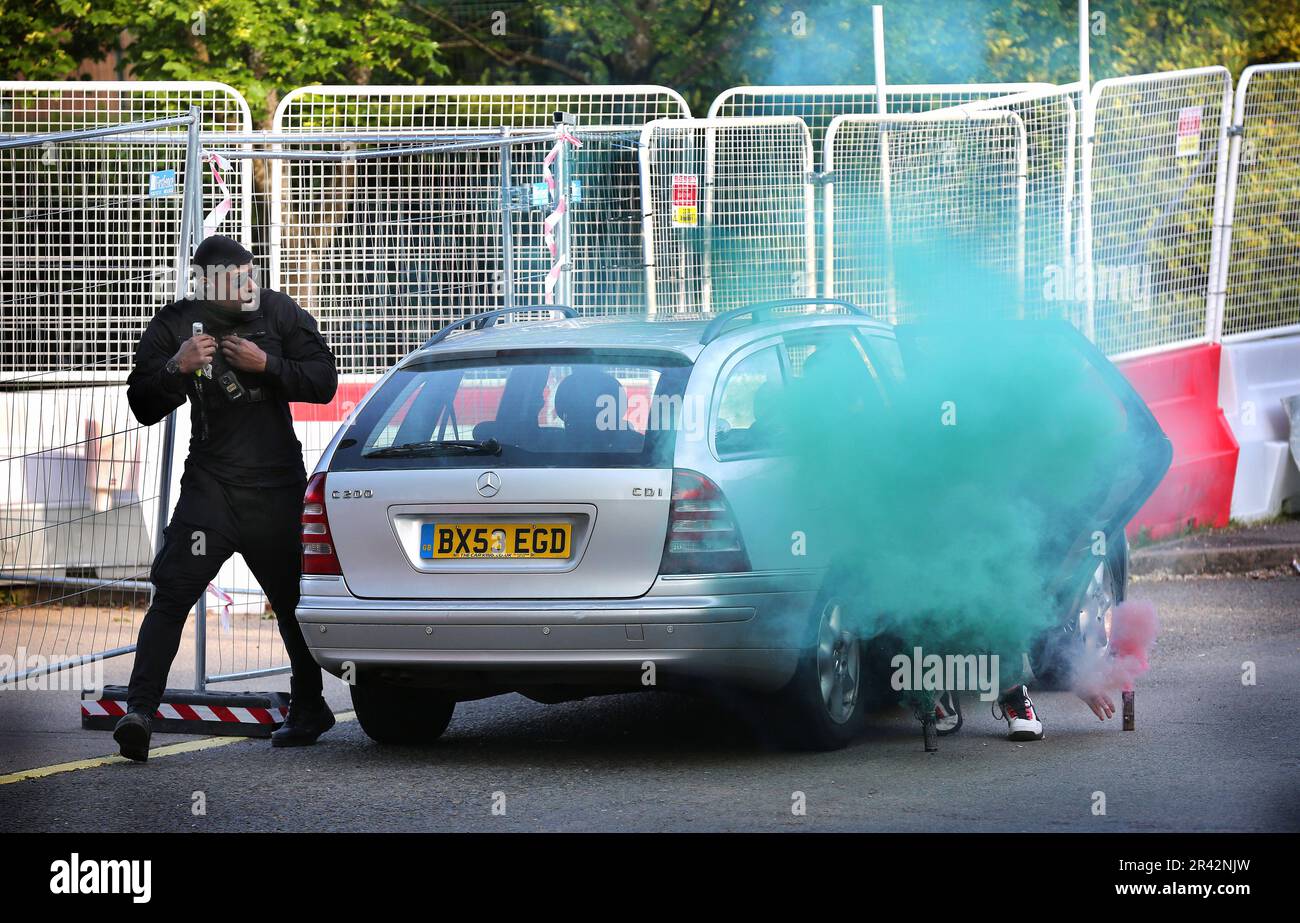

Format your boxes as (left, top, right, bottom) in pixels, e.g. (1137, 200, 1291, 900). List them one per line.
(363, 438, 502, 458)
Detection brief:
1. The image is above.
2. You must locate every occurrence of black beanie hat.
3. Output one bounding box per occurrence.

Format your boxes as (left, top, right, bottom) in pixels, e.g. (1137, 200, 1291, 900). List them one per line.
(192, 235, 253, 270)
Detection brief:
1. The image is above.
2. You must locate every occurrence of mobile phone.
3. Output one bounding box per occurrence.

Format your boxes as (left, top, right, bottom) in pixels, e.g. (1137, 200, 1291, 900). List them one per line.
(192, 322, 212, 377)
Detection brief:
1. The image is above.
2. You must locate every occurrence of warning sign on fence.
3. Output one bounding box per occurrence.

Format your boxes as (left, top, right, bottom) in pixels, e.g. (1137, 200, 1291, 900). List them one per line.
(671, 173, 698, 227)
(1176, 106, 1203, 158)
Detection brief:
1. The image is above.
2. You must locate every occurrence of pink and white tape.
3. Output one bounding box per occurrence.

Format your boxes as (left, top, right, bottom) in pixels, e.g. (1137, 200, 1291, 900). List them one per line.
(206, 582, 234, 632)
(541, 130, 582, 305)
(202, 151, 233, 238)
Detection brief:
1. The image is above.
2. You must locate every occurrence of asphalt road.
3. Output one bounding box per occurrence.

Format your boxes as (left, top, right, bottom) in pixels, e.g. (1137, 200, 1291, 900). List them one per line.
(2, 572, 1297, 832)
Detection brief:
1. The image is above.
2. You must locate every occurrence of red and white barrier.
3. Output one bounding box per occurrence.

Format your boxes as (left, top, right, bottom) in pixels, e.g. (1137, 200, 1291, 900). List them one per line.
(1219, 336, 1300, 520)
(80, 685, 291, 738)
(82, 697, 286, 726)
(1117, 344, 1239, 540)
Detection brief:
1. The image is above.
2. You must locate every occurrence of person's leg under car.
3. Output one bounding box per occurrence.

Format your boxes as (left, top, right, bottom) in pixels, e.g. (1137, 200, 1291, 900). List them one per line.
(116, 518, 236, 760)
(234, 481, 334, 747)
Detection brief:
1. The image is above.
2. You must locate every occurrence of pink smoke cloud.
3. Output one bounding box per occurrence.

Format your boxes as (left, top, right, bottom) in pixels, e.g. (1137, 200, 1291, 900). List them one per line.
(1071, 600, 1160, 696)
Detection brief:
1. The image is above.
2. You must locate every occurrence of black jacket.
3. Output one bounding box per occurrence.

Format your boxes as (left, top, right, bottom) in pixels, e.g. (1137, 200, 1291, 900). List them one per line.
(127, 290, 338, 488)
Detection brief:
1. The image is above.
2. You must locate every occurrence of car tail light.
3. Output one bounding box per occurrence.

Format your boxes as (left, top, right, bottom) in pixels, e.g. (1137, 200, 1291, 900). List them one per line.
(658, 469, 750, 575)
(302, 472, 341, 575)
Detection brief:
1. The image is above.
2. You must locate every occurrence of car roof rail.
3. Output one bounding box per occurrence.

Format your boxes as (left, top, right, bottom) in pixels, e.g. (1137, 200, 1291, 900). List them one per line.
(698, 298, 868, 345)
(423, 305, 578, 348)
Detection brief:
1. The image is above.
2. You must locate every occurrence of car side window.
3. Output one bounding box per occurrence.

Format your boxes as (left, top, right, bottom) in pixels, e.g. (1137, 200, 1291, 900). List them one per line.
(714, 345, 785, 459)
(860, 333, 905, 384)
(783, 328, 870, 390)
(784, 328, 891, 421)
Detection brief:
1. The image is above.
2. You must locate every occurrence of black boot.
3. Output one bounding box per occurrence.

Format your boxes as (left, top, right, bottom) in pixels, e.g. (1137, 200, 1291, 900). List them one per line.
(271, 698, 335, 748)
(113, 711, 153, 762)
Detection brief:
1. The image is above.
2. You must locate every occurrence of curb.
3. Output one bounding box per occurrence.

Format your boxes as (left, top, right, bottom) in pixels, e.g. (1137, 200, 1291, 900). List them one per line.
(1131, 543, 1300, 577)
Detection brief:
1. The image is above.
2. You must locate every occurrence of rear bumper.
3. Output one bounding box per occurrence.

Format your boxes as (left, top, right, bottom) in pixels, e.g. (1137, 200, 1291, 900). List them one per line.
(295, 570, 819, 693)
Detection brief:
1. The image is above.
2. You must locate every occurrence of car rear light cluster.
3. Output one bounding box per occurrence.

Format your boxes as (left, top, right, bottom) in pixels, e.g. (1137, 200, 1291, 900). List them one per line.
(658, 468, 751, 575)
(302, 472, 342, 575)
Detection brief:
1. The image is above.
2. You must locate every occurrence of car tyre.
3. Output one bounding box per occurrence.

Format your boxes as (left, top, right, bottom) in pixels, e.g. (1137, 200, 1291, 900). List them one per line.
(1030, 533, 1128, 690)
(350, 680, 456, 745)
(773, 593, 866, 751)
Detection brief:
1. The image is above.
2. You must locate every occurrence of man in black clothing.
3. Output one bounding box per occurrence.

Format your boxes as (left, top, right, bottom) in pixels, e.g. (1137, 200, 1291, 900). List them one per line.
(114, 235, 339, 761)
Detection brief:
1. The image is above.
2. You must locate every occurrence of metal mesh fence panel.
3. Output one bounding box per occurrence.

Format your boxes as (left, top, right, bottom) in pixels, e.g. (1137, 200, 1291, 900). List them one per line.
(568, 129, 647, 315)
(825, 111, 1026, 323)
(1220, 64, 1300, 341)
(709, 84, 1050, 303)
(639, 117, 815, 316)
(275, 85, 690, 132)
(270, 87, 688, 326)
(1, 113, 199, 681)
(0, 82, 248, 135)
(708, 84, 1052, 150)
(955, 86, 1081, 325)
(0, 82, 252, 377)
(1088, 67, 1231, 358)
(1, 375, 174, 677)
(264, 133, 551, 374)
(256, 130, 642, 375)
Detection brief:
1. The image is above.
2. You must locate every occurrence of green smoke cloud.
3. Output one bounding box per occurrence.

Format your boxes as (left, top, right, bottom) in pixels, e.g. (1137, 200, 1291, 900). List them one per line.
(738, 240, 1170, 698)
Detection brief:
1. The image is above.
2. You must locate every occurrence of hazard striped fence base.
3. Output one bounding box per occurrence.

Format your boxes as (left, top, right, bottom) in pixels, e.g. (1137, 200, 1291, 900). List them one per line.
(81, 685, 291, 738)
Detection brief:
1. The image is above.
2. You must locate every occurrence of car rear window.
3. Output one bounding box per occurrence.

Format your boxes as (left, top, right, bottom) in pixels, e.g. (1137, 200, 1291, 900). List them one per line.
(329, 349, 692, 470)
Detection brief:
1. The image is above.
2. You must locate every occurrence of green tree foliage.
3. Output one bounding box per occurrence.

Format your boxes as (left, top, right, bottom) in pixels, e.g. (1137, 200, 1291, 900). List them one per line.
(8, 0, 447, 126)
(404, 1, 1300, 116)
(10, 1, 1300, 121)
(985, 0, 1300, 82)
(1, 0, 122, 79)
(131, 0, 447, 125)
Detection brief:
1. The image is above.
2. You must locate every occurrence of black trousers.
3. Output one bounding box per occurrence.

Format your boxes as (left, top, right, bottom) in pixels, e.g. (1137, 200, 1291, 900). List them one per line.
(126, 465, 322, 714)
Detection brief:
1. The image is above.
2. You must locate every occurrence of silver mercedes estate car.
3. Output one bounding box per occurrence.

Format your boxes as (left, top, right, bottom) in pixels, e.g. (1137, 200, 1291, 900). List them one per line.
(297, 300, 1167, 750)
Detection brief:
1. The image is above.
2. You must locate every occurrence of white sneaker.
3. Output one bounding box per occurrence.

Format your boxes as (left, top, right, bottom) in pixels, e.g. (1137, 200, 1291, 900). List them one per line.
(994, 685, 1044, 741)
(933, 690, 963, 735)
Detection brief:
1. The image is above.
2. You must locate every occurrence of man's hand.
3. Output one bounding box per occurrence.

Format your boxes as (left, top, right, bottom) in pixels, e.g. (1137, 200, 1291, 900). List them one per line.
(220, 334, 267, 374)
(174, 334, 216, 375)
(1078, 690, 1116, 721)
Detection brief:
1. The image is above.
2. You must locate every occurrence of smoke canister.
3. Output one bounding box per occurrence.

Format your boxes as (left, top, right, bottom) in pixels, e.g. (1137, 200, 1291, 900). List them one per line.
(1122, 690, 1135, 731)
(923, 716, 938, 752)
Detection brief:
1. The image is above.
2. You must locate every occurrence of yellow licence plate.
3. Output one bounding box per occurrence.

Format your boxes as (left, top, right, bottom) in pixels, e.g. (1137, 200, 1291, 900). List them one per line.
(419, 522, 572, 559)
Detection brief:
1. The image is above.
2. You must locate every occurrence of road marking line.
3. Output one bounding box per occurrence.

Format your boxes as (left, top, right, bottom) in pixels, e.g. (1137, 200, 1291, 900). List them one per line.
(0, 711, 356, 786)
